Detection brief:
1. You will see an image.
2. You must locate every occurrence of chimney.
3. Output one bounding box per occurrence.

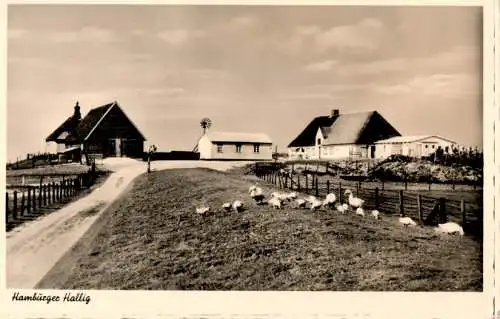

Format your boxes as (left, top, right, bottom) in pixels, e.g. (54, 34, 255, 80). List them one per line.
(330, 109, 340, 117)
(73, 101, 81, 120)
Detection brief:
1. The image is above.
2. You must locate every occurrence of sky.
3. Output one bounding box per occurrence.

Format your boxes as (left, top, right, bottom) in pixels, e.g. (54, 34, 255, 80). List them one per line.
(7, 4, 483, 162)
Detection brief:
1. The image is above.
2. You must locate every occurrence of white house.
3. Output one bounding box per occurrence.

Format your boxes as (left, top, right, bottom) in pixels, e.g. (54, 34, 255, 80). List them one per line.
(287, 109, 401, 160)
(374, 135, 457, 159)
(197, 131, 273, 160)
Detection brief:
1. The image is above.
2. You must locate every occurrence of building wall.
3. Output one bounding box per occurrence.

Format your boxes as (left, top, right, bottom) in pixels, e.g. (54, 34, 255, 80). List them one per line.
(375, 137, 457, 159)
(203, 141, 273, 160)
(85, 106, 145, 158)
(198, 135, 213, 159)
(289, 144, 374, 160)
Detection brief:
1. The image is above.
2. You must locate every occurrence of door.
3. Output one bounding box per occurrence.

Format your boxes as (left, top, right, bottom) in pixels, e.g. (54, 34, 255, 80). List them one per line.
(416, 144, 422, 157)
(370, 145, 375, 158)
(115, 138, 121, 157)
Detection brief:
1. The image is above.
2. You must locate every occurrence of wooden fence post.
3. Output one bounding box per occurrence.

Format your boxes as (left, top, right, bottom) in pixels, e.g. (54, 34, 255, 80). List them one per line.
(38, 185, 42, 207)
(399, 190, 404, 217)
(375, 187, 379, 210)
(315, 178, 319, 196)
(47, 184, 51, 205)
(356, 182, 360, 197)
(404, 177, 408, 191)
(297, 175, 301, 191)
(5, 192, 9, 221)
(13, 191, 18, 220)
(305, 174, 309, 191)
(326, 180, 330, 194)
(428, 180, 431, 191)
(417, 194, 423, 225)
(461, 200, 466, 226)
(43, 185, 47, 206)
(338, 182, 342, 203)
(32, 186, 37, 211)
(382, 181, 385, 191)
(27, 187, 31, 214)
(439, 197, 447, 223)
(52, 182, 56, 203)
(20, 191, 25, 217)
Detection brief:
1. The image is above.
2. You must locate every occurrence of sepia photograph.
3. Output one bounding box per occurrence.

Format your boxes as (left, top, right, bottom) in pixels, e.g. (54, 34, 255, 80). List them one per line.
(5, 3, 485, 296)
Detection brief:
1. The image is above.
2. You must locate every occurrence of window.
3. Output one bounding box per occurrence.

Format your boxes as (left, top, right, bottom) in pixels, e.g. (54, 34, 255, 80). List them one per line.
(317, 138, 321, 145)
(432, 145, 435, 149)
(235, 144, 242, 153)
(425, 145, 428, 149)
(217, 144, 223, 153)
(253, 144, 260, 153)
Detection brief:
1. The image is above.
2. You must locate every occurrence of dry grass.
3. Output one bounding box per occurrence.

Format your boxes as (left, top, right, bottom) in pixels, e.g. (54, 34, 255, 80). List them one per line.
(45, 168, 482, 291)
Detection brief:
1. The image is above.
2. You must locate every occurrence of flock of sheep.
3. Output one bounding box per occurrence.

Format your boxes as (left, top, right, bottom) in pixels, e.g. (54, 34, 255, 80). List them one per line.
(195, 184, 465, 236)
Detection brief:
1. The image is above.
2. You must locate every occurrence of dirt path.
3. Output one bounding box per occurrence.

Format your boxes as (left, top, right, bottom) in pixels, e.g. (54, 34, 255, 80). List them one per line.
(6, 158, 251, 288)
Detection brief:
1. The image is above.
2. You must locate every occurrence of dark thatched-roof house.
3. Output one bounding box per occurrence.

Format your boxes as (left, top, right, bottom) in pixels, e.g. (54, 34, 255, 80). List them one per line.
(46, 101, 146, 161)
(287, 109, 401, 160)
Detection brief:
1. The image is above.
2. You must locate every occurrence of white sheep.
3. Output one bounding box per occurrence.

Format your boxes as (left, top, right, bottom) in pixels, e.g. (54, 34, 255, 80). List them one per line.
(248, 185, 257, 193)
(399, 217, 417, 227)
(355, 207, 365, 217)
(222, 202, 232, 212)
(196, 206, 210, 216)
(295, 198, 307, 209)
(371, 210, 380, 219)
(345, 190, 364, 209)
(268, 197, 282, 209)
(342, 203, 349, 212)
(436, 222, 464, 236)
(232, 200, 244, 213)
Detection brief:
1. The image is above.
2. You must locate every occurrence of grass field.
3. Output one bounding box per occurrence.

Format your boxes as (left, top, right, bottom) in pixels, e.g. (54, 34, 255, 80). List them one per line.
(39, 168, 482, 291)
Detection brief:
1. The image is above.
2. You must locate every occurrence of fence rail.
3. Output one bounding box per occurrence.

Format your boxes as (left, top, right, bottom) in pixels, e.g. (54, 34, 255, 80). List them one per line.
(255, 164, 483, 237)
(5, 167, 99, 231)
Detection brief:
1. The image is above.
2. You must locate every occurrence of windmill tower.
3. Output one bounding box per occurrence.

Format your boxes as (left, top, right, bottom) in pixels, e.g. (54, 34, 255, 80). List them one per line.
(193, 117, 213, 152)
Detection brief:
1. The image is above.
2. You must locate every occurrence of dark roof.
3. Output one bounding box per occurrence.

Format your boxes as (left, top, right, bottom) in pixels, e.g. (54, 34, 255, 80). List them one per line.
(287, 111, 401, 147)
(45, 116, 80, 142)
(46, 101, 146, 143)
(76, 102, 115, 141)
(287, 115, 337, 148)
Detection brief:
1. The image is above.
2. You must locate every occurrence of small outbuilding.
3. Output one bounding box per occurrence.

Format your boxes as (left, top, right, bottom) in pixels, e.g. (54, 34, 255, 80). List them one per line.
(374, 135, 457, 159)
(197, 131, 273, 160)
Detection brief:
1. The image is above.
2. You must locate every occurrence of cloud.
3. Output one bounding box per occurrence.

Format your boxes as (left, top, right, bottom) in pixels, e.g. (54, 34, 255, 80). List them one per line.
(285, 19, 384, 54)
(335, 45, 480, 78)
(157, 29, 205, 45)
(47, 26, 118, 43)
(374, 73, 479, 96)
(303, 60, 339, 72)
(314, 18, 383, 52)
(187, 68, 230, 80)
(8, 29, 28, 39)
(130, 87, 185, 97)
(296, 25, 321, 36)
(230, 15, 258, 28)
